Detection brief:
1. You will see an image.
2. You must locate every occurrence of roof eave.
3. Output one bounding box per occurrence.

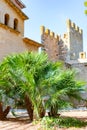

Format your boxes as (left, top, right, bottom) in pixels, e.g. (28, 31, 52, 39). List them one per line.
(5, 0, 28, 20)
(15, 0, 26, 9)
(23, 37, 43, 47)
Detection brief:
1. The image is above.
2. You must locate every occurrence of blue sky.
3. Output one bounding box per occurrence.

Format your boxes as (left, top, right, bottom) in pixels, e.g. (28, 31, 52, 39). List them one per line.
(22, 0, 87, 52)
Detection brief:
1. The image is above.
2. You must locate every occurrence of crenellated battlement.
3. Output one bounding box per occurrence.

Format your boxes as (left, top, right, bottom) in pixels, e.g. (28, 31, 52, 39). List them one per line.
(40, 19, 83, 62)
(66, 19, 83, 34)
(40, 26, 59, 62)
(40, 26, 59, 40)
(66, 19, 83, 60)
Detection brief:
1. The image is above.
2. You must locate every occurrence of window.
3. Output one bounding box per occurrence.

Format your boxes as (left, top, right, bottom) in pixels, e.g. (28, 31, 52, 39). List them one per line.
(14, 18, 18, 30)
(4, 14, 9, 26)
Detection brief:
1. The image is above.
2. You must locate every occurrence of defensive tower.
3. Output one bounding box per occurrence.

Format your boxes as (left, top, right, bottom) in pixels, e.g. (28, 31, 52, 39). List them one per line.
(66, 19, 83, 60)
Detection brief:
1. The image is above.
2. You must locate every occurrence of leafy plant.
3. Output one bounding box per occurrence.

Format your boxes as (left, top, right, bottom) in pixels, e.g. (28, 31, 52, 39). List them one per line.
(0, 51, 86, 120)
(40, 116, 87, 129)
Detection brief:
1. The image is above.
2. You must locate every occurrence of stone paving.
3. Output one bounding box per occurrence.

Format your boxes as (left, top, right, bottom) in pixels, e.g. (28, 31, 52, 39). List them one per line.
(0, 119, 40, 130)
(0, 110, 87, 130)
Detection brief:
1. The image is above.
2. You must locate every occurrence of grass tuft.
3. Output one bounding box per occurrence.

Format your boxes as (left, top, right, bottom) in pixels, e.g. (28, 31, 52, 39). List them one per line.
(36, 116, 87, 130)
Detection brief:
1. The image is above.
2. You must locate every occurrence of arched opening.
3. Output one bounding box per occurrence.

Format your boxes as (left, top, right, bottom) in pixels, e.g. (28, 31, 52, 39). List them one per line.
(4, 14, 9, 26)
(14, 18, 18, 30)
(81, 53, 84, 59)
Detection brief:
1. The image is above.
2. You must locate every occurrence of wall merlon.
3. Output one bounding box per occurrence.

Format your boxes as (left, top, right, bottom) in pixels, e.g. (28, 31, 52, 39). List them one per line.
(79, 29, 83, 34)
(66, 19, 71, 27)
(45, 29, 50, 35)
(75, 26, 79, 31)
(63, 33, 67, 38)
(40, 26, 59, 39)
(40, 26, 45, 35)
(50, 32, 55, 37)
(71, 22, 75, 28)
(75, 26, 83, 34)
(55, 35, 59, 40)
(66, 19, 83, 34)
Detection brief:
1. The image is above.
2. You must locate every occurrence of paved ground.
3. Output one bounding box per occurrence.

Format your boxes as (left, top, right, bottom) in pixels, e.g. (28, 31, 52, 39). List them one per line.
(60, 110, 87, 121)
(0, 110, 87, 130)
(0, 120, 40, 130)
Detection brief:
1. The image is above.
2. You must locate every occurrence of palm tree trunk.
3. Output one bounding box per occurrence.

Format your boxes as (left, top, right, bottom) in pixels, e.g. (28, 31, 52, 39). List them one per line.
(38, 103, 45, 118)
(50, 106, 58, 117)
(0, 102, 3, 120)
(24, 95, 34, 121)
(0, 102, 11, 120)
(3, 106, 11, 119)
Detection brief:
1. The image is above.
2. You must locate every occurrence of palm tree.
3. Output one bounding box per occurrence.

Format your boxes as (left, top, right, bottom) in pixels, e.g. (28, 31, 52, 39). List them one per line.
(40, 69, 86, 116)
(0, 52, 53, 120)
(0, 51, 86, 120)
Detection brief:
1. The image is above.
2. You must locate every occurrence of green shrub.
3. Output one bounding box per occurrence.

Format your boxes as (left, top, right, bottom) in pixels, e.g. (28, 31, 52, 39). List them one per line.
(39, 116, 87, 129)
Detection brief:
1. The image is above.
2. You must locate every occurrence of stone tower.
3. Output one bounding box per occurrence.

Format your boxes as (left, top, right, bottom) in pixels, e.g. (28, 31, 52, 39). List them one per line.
(66, 19, 83, 60)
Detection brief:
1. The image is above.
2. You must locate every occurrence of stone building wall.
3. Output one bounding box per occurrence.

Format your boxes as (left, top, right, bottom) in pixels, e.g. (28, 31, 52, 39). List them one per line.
(65, 60, 87, 82)
(58, 34, 68, 60)
(65, 60, 87, 105)
(66, 19, 83, 60)
(0, 25, 40, 60)
(0, 0, 25, 36)
(0, 0, 41, 60)
(40, 26, 59, 62)
(0, 26, 26, 60)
